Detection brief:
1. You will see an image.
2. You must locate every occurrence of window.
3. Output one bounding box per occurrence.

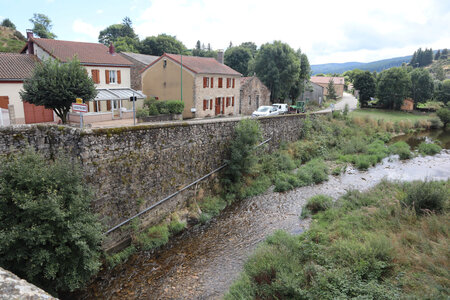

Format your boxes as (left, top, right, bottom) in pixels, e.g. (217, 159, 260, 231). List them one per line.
(210, 77, 214, 88)
(226, 97, 230, 107)
(108, 70, 117, 84)
(218, 78, 223, 88)
(203, 77, 210, 88)
(248, 95, 251, 105)
(226, 78, 231, 88)
(203, 99, 208, 110)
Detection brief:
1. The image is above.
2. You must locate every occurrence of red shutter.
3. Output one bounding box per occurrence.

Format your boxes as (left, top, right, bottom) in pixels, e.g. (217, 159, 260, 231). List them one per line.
(105, 70, 110, 84)
(211, 77, 214, 88)
(226, 97, 230, 107)
(117, 70, 121, 84)
(203, 77, 207, 88)
(232, 96, 235, 106)
(106, 101, 111, 111)
(232, 78, 235, 88)
(203, 99, 207, 110)
(219, 78, 223, 88)
(91, 70, 96, 83)
(210, 99, 213, 109)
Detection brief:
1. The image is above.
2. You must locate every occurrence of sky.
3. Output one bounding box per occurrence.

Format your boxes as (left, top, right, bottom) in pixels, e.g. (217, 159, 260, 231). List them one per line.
(1, 0, 449, 64)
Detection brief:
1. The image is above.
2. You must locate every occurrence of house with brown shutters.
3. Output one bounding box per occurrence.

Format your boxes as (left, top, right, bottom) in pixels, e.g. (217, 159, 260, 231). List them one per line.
(21, 31, 145, 124)
(239, 76, 271, 115)
(141, 53, 241, 119)
(0, 52, 49, 125)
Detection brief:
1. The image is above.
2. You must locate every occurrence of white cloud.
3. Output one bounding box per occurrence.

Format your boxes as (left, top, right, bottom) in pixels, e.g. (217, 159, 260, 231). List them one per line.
(72, 19, 101, 40)
(96, 9, 103, 14)
(133, 0, 450, 64)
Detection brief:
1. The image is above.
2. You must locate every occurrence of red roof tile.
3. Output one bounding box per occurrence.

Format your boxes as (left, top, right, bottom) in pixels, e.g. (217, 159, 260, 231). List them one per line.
(0, 53, 38, 80)
(310, 76, 345, 85)
(143, 53, 241, 76)
(30, 38, 132, 66)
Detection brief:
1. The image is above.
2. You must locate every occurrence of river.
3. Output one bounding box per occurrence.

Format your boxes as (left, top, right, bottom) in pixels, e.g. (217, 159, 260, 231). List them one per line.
(78, 130, 450, 300)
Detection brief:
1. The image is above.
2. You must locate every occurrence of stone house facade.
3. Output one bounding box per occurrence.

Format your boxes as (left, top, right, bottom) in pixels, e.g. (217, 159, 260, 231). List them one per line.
(310, 76, 345, 99)
(239, 76, 271, 115)
(120, 52, 158, 91)
(141, 53, 241, 119)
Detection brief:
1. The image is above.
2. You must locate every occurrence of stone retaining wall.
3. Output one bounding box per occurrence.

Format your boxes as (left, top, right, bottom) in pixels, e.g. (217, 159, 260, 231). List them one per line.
(0, 113, 322, 250)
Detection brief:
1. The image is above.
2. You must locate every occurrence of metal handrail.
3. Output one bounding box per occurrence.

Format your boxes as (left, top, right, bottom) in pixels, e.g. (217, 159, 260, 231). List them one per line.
(104, 137, 272, 235)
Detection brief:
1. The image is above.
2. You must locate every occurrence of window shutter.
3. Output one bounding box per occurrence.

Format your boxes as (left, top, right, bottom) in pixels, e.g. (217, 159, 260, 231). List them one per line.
(211, 77, 214, 88)
(203, 77, 207, 88)
(107, 100, 111, 111)
(219, 78, 223, 88)
(117, 70, 121, 84)
(203, 99, 207, 110)
(232, 78, 235, 88)
(210, 99, 213, 109)
(91, 70, 96, 83)
(232, 96, 235, 106)
(105, 70, 110, 84)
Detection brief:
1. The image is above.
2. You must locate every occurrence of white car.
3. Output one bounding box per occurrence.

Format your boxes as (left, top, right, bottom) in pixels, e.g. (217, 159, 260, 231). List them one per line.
(252, 106, 280, 117)
(272, 103, 289, 114)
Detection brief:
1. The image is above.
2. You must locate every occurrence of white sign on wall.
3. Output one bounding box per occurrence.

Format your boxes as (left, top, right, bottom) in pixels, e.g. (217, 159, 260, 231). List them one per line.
(72, 103, 88, 113)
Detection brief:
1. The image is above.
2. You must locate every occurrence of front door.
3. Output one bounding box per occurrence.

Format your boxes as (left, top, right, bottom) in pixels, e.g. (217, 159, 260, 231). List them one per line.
(215, 98, 221, 115)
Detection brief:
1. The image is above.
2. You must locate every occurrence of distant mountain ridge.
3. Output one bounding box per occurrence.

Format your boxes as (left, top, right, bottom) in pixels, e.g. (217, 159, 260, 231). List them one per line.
(311, 55, 413, 75)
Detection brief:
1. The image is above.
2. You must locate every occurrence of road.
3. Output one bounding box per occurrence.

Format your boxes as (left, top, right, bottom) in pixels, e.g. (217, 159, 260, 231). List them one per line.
(318, 92, 358, 113)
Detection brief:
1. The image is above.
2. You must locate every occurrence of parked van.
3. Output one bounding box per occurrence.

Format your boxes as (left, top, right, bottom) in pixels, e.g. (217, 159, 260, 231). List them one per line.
(272, 103, 288, 114)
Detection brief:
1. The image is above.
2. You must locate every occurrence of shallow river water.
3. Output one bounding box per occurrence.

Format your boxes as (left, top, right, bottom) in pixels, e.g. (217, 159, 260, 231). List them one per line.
(80, 132, 450, 300)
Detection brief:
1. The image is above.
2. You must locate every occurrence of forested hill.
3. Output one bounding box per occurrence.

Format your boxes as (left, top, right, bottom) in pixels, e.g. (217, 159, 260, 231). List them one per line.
(311, 55, 412, 74)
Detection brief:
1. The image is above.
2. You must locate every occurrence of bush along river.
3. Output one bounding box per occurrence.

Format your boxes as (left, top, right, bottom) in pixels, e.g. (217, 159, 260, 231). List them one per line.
(78, 123, 450, 300)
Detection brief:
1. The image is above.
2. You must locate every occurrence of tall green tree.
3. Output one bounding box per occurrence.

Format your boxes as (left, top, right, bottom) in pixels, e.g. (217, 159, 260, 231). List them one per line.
(1, 18, 16, 29)
(98, 17, 138, 47)
(29, 13, 56, 39)
(376, 67, 411, 109)
(433, 65, 446, 81)
(20, 58, 97, 123)
(410, 48, 433, 67)
(289, 49, 311, 100)
(327, 78, 337, 100)
(435, 49, 441, 60)
(192, 40, 216, 57)
(139, 34, 186, 56)
(435, 79, 450, 104)
(253, 41, 300, 102)
(0, 150, 102, 295)
(441, 48, 448, 60)
(410, 68, 434, 105)
(224, 46, 252, 76)
(240, 42, 258, 57)
(353, 71, 376, 107)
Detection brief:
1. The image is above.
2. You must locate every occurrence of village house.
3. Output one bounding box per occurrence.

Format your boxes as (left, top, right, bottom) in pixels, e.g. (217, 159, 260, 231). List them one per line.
(141, 53, 241, 119)
(299, 81, 324, 105)
(310, 76, 345, 99)
(119, 52, 159, 91)
(21, 31, 145, 124)
(239, 76, 271, 115)
(0, 52, 44, 124)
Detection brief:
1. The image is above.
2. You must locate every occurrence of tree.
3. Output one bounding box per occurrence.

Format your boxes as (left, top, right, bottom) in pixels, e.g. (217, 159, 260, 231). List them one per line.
(327, 78, 338, 100)
(435, 79, 450, 104)
(98, 17, 138, 46)
(252, 41, 300, 102)
(20, 58, 97, 123)
(353, 71, 376, 107)
(289, 49, 311, 100)
(240, 42, 258, 57)
(29, 13, 56, 39)
(436, 108, 450, 128)
(435, 49, 441, 60)
(410, 48, 433, 67)
(433, 65, 446, 81)
(376, 67, 411, 109)
(440, 48, 448, 60)
(139, 34, 186, 56)
(192, 40, 216, 57)
(224, 46, 252, 76)
(0, 150, 102, 295)
(1, 18, 16, 29)
(114, 36, 139, 53)
(410, 68, 434, 105)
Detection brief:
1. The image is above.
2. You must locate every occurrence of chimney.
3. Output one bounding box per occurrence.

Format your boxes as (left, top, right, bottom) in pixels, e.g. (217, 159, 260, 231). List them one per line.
(109, 43, 115, 55)
(216, 50, 224, 64)
(26, 30, 34, 55)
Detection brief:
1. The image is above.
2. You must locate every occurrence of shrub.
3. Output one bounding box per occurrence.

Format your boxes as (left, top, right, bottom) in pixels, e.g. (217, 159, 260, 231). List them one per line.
(106, 245, 136, 268)
(155, 101, 169, 114)
(296, 159, 328, 184)
(136, 108, 149, 118)
(0, 150, 102, 295)
(199, 196, 227, 217)
(168, 217, 186, 235)
(136, 225, 170, 251)
(274, 152, 296, 171)
(340, 136, 368, 154)
(144, 97, 156, 108)
(148, 103, 159, 115)
(436, 108, 450, 127)
(429, 117, 443, 129)
(166, 100, 184, 114)
(332, 110, 341, 119)
(274, 172, 301, 192)
(354, 155, 378, 170)
(343, 103, 349, 116)
(403, 181, 448, 214)
(418, 142, 442, 156)
(241, 175, 271, 198)
(304, 194, 333, 214)
(389, 141, 412, 160)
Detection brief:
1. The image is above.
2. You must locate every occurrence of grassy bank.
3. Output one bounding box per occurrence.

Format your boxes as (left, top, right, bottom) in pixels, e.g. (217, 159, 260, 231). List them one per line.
(226, 180, 450, 299)
(350, 108, 435, 122)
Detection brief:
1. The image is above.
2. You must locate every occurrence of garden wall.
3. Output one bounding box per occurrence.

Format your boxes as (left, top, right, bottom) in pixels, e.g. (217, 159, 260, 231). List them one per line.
(0, 113, 321, 250)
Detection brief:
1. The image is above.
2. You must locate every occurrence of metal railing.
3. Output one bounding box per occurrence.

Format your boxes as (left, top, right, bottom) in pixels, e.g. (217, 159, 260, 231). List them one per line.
(104, 137, 272, 235)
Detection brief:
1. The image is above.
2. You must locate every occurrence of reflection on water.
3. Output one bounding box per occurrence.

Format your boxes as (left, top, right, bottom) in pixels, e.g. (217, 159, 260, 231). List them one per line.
(78, 148, 450, 300)
(390, 129, 450, 149)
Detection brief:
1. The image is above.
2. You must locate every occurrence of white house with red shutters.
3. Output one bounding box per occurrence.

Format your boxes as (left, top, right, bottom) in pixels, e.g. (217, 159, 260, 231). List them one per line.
(8, 31, 146, 124)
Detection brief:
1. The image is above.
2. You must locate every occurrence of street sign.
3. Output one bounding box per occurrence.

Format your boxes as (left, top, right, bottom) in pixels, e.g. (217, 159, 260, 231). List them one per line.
(72, 103, 88, 113)
(76, 98, 83, 104)
(129, 96, 137, 101)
